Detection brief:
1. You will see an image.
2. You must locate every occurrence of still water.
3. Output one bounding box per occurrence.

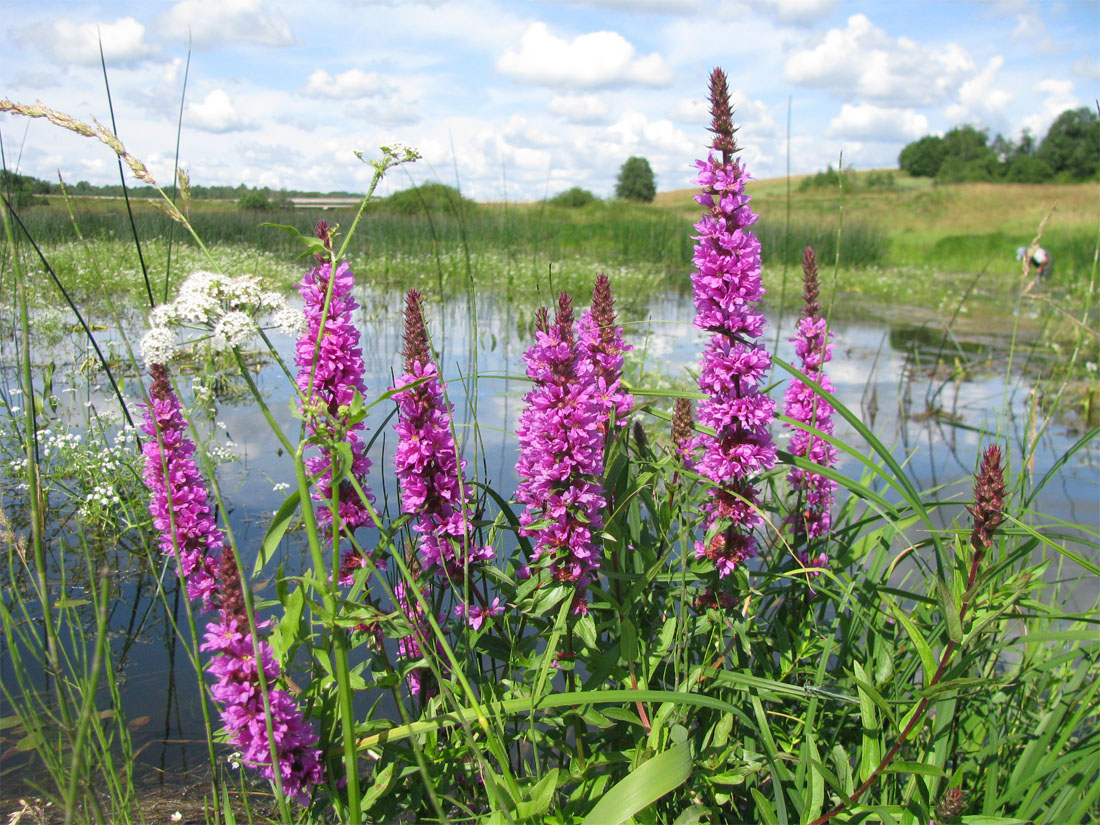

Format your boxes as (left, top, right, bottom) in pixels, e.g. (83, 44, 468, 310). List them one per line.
(1, 279, 1097, 782)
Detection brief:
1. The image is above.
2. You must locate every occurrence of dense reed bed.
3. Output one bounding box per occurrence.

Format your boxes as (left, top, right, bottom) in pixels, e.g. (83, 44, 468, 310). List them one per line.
(1, 71, 1098, 825)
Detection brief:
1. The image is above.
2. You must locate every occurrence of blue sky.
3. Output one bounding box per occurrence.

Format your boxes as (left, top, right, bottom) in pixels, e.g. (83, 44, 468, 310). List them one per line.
(2, 0, 1097, 200)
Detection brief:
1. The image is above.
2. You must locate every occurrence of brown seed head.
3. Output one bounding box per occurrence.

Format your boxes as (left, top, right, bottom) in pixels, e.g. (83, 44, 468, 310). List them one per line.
(935, 787, 967, 822)
(967, 445, 1006, 552)
(672, 397, 694, 453)
(403, 289, 430, 373)
(215, 548, 246, 621)
(801, 246, 821, 320)
(707, 68, 739, 160)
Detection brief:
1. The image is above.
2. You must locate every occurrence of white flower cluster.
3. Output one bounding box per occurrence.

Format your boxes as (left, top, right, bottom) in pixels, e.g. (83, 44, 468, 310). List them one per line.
(80, 482, 123, 517)
(140, 270, 301, 367)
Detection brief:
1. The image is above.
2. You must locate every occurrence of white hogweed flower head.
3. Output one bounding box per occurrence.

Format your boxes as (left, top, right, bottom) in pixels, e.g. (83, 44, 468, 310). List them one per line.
(140, 327, 178, 368)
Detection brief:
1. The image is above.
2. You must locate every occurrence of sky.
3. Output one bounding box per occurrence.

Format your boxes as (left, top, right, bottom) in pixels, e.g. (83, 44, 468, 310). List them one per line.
(2, 0, 1098, 201)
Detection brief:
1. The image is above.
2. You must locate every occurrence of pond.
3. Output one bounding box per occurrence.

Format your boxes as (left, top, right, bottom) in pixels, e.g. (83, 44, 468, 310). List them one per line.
(1, 276, 1096, 788)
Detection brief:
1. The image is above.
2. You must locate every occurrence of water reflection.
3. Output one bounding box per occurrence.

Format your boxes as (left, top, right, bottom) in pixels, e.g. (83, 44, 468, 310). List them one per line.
(1, 281, 1095, 783)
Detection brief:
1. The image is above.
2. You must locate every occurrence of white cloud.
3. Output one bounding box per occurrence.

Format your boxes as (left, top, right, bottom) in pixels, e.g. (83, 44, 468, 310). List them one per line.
(784, 14, 975, 106)
(668, 97, 707, 123)
(24, 17, 161, 66)
(548, 94, 613, 124)
(747, 0, 837, 25)
(158, 0, 293, 48)
(497, 22, 673, 89)
(1019, 78, 1080, 138)
(305, 69, 389, 99)
(540, 0, 701, 10)
(826, 103, 928, 141)
(945, 57, 1014, 126)
(1072, 57, 1100, 81)
(186, 90, 254, 133)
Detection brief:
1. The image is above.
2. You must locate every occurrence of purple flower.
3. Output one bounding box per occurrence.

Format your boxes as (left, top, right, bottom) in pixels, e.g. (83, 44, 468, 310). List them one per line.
(671, 397, 696, 469)
(392, 291, 493, 608)
(515, 292, 607, 614)
(690, 68, 777, 592)
(200, 550, 324, 805)
(141, 364, 322, 804)
(577, 273, 633, 432)
(295, 223, 373, 538)
(783, 247, 837, 548)
(141, 363, 221, 609)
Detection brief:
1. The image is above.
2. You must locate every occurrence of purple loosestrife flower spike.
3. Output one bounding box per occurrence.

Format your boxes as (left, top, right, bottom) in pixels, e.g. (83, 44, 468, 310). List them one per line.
(783, 247, 838, 564)
(392, 291, 493, 621)
(671, 397, 696, 469)
(295, 222, 374, 570)
(577, 273, 633, 432)
(515, 293, 607, 615)
(966, 445, 1006, 587)
(201, 550, 324, 805)
(691, 67, 777, 591)
(141, 363, 222, 609)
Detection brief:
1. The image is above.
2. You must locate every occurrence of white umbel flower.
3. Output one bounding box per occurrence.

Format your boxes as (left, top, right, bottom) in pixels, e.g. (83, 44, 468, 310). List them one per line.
(140, 327, 178, 367)
(212, 310, 257, 350)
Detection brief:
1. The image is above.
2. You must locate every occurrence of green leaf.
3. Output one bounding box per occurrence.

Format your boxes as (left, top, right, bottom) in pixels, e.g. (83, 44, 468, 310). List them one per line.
(361, 762, 396, 813)
(260, 222, 329, 258)
(671, 806, 708, 825)
(887, 599, 937, 688)
(854, 661, 880, 784)
(580, 743, 691, 825)
(574, 614, 597, 650)
(255, 490, 301, 576)
(936, 575, 963, 643)
(884, 761, 946, 777)
(620, 616, 638, 662)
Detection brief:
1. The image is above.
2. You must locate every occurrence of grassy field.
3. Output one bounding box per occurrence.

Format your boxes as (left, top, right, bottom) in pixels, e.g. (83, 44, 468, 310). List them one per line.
(12, 171, 1098, 318)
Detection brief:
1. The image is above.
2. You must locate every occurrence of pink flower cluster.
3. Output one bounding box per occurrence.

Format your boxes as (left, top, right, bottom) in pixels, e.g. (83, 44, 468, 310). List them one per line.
(141, 364, 323, 804)
(515, 292, 607, 614)
(295, 228, 373, 533)
(141, 364, 221, 609)
(392, 291, 494, 589)
(577, 273, 633, 433)
(784, 247, 837, 551)
(690, 68, 777, 582)
(201, 551, 325, 805)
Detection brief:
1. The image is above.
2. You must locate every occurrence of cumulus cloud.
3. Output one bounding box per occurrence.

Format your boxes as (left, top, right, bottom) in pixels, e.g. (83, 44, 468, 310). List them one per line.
(548, 94, 613, 124)
(1019, 78, 1080, 138)
(747, 0, 837, 25)
(497, 22, 673, 88)
(158, 0, 293, 48)
(540, 0, 702, 10)
(23, 17, 161, 66)
(826, 103, 928, 141)
(784, 14, 975, 106)
(945, 56, 1014, 126)
(305, 68, 389, 99)
(187, 90, 255, 133)
(1072, 57, 1100, 81)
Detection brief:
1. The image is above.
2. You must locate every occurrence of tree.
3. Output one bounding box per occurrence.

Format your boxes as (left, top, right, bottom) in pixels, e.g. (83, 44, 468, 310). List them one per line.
(238, 189, 273, 210)
(1037, 107, 1100, 181)
(548, 186, 598, 208)
(898, 135, 946, 177)
(615, 156, 656, 202)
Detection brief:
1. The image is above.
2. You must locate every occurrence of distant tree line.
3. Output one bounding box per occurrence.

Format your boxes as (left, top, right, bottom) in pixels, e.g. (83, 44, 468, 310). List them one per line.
(898, 107, 1099, 183)
(0, 173, 362, 208)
